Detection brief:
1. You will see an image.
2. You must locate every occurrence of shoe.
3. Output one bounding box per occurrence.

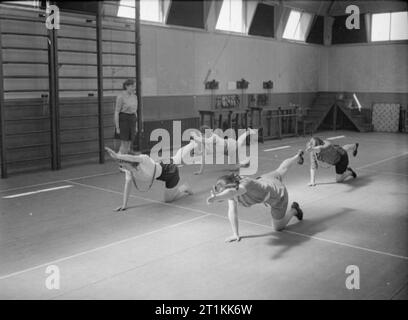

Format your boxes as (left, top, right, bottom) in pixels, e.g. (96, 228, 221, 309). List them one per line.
(347, 167, 357, 178)
(353, 143, 359, 157)
(297, 150, 304, 165)
(291, 202, 303, 221)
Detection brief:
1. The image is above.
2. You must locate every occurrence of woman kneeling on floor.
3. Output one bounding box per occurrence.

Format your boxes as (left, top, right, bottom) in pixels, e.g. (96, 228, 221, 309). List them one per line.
(206, 150, 305, 242)
(105, 147, 193, 211)
(305, 137, 359, 186)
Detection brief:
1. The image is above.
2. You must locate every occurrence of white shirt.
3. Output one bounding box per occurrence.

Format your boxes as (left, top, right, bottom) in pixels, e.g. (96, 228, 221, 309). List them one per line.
(129, 154, 162, 182)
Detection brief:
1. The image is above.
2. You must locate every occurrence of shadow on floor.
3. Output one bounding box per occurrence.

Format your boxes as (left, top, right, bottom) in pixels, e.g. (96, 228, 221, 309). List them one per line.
(265, 207, 357, 260)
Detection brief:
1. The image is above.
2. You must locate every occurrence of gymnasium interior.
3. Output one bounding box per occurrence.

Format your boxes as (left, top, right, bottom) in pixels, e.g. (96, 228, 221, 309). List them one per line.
(0, 0, 407, 300)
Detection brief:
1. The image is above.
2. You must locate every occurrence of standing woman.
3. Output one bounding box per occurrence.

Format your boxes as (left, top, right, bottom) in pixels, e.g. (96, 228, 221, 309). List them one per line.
(114, 79, 138, 154)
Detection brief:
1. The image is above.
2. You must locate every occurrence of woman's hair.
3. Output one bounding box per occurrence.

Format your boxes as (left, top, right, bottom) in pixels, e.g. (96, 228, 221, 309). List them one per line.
(122, 79, 135, 90)
(213, 173, 241, 193)
(307, 137, 324, 149)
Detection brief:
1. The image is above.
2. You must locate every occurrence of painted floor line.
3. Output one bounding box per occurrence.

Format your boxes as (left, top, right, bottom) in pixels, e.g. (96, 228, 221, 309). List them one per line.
(264, 146, 291, 152)
(357, 152, 408, 170)
(2, 173, 407, 281)
(0, 171, 118, 194)
(359, 168, 408, 177)
(327, 135, 345, 140)
(67, 180, 408, 262)
(2, 185, 73, 199)
(0, 213, 211, 281)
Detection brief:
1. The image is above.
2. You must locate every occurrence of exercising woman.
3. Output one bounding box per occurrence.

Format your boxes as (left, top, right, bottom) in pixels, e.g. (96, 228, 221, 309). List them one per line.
(105, 147, 193, 211)
(207, 150, 305, 242)
(191, 127, 259, 174)
(305, 137, 359, 186)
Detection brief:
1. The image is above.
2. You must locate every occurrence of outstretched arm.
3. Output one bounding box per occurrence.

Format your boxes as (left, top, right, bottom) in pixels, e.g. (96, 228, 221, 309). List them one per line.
(313, 140, 331, 152)
(309, 152, 318, 186)
(226, 199, 240, 242)
(115, 171, 132, 211)
(206, 185, 246, 203)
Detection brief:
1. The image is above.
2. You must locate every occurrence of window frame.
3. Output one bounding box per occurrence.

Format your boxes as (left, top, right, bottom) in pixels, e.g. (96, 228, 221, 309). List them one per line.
(282, 9, 314, 43)
(370, 11, 408, 43)
(117, 0, 165, 25)
(215, 0, 247, 35)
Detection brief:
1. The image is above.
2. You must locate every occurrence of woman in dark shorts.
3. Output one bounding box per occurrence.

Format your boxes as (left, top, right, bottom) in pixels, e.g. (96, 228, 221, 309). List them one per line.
(114, 79, 138, 154)
(305, 137, 359, 186)
(105, 147, 193, 211)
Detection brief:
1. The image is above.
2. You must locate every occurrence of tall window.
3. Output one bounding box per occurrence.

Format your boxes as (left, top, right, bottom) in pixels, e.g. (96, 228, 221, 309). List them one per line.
(371, 11, 408, 41)
(216, 0, 244, 33)
(283, 10, 313, 42)
(117, 0, 162, 23)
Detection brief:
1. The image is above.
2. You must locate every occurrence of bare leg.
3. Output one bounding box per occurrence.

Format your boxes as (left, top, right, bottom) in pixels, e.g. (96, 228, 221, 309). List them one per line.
(342, 143, 357, 153)
(119, 141, 127, 154)
(272, 208, 298, 231)
(236, 128, 258, 148)
(172, 140, 198, 165)
(336, 171, 353, 182)
(274, 150, 304, 179)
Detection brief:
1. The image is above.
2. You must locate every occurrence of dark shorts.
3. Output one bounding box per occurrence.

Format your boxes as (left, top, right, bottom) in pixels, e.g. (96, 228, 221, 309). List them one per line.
(156, 161, 180, 189)
(116, 113, 136, 141)
(335, 153, 349, 174)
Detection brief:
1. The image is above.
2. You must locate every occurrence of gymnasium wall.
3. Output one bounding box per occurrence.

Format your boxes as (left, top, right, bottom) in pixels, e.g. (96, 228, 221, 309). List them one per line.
(326, 43, 408, 109)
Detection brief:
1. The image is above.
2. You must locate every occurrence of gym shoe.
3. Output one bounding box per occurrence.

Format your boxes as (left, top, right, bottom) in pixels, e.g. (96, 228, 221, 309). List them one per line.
(291, 202, 303, 221)
(353, 143, 359, 157)
(347, 167, 357, 178)
(297, 150, 304, 165)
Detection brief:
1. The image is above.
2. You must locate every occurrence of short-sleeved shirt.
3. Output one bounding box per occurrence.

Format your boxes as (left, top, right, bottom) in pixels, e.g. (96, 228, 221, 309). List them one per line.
(115, 92, 138, 114)
(129, 154, 161, 182)
(312, 144, 345, 169)
(236, 176, 287, 210)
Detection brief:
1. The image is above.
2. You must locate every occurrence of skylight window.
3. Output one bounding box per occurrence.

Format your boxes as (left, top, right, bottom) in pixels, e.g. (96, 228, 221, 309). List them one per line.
(371, 11, 408, 41)
(117, 0, 162, 23)
(283, 10, 313, 42)
(216, 0, 244, 33)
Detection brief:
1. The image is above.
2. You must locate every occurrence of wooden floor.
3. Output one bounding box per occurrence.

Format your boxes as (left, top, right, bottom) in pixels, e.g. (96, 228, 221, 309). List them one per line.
(0, 130, 407, 299)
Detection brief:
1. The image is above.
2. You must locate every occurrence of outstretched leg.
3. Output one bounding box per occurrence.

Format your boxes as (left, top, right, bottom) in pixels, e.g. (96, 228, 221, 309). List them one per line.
(273, 150, 304, 179)
(342, 143, 359, 157)
(172, 140, 199, 165)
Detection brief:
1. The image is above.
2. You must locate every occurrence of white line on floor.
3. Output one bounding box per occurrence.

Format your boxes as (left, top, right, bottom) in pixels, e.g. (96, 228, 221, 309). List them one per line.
(0, 171, 118, 194)
(357, 152, 408, 170)
(359, 168, 408, 177)
(0, 214, 210, 281)
(327, 135, 345, 140)
(2, 176, 407, 281)
(2, 185, 73, 199)
(264, 146, 291, 152)
(67, 180, 408, 262)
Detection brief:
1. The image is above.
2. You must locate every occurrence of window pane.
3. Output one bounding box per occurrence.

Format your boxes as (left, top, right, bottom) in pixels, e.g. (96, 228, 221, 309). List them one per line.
(390, 11, 408, 40)
(283, 10, 301, 39)
(371, 13, 391, 41)
(216, 0, 243, 33)
(117, 0, 161, 22)
(294, 12, 312, 41)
